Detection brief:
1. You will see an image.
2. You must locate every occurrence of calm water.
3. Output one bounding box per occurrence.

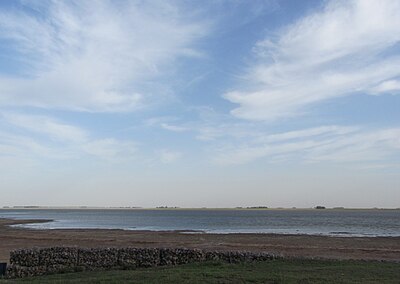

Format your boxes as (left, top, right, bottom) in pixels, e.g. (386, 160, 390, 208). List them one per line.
(1, 209, 399, 237)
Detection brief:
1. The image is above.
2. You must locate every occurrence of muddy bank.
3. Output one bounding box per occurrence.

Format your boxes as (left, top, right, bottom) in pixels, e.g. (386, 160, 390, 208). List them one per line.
(0, 218, 399, 263)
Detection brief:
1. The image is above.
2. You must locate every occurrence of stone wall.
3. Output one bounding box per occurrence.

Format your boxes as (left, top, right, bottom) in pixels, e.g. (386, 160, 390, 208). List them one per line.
(5, 247, 278, 279)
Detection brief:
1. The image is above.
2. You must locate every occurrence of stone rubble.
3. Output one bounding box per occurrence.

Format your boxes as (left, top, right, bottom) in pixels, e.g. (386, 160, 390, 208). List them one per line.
(5, 247, 279, 279)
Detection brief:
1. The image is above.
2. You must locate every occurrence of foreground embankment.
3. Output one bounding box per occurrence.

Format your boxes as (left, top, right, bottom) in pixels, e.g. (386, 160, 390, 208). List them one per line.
(4, 247, 277, 278)
(0, 218, 399, 264)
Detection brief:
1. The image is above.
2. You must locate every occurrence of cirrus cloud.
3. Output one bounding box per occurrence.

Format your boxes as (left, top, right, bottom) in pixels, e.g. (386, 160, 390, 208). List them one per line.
(213, 125, 400, 165)
(0, 0, 208, 112)
(0, 112, 136, 161)
(224, 0, 400, 121)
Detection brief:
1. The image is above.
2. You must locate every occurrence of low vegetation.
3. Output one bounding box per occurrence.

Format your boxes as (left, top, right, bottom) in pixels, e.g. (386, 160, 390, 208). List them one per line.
(1, 258, 399, 283)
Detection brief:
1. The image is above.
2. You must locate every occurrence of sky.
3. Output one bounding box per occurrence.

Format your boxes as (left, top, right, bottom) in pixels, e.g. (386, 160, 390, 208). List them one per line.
(0, 0, 399, 208)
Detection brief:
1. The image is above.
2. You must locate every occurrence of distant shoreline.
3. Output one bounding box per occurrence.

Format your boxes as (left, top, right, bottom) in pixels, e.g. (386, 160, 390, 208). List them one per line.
(1, 207, 399, 211)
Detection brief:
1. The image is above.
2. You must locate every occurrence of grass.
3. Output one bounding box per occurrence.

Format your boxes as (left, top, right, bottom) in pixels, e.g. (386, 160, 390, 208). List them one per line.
(1, 259, 399, 283)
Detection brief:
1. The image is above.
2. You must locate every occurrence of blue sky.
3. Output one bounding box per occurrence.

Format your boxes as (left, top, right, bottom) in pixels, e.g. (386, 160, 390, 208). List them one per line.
(0, 0, 399, 208)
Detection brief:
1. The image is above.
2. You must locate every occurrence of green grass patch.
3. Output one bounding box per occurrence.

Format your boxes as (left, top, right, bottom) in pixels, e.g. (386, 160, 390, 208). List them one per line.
(1, 259, 399, 283)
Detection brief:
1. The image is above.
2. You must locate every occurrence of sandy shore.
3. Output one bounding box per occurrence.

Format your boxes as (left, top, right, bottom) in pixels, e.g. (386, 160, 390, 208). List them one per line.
(0, 218, 399, 263)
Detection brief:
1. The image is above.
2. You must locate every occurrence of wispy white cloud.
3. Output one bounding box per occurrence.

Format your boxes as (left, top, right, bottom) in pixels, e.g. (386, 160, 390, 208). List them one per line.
(0, 112, 136, 161)
(81, 139, 135, 161)
(369, 79, 400, 95)
(158, 149, 183, 164)
(136, 108, 399, 168)
(224, 0, 400, 121)
(0, 0, 208, 112)
(3, 112, 88, 143)
(213, 126, 400, 165)
(160, 123, 189, 133)
(0, 131, 67, 160)
(254, 126, 358, 143)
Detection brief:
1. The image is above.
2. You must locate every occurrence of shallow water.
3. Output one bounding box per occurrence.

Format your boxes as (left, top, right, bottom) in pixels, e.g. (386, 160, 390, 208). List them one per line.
(1, 208, 399, 237)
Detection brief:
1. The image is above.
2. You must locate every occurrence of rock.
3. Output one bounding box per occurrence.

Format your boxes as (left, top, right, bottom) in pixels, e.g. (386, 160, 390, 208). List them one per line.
(39, 247, 78, 266)
(78, 248, 119, 269)
(10, 249, 40, 267)
(6, 246, 279, 279)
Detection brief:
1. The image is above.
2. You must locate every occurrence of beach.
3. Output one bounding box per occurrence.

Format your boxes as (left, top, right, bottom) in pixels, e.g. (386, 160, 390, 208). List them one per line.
(1, 218, 399, 263)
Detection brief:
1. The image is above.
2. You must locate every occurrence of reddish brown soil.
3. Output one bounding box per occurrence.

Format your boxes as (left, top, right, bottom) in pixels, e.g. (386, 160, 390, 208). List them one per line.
(1, 218, 399, 263)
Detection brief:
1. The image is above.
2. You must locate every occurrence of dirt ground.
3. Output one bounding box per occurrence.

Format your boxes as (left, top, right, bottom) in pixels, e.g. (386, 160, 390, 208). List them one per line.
(1, 218, 399, 263)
